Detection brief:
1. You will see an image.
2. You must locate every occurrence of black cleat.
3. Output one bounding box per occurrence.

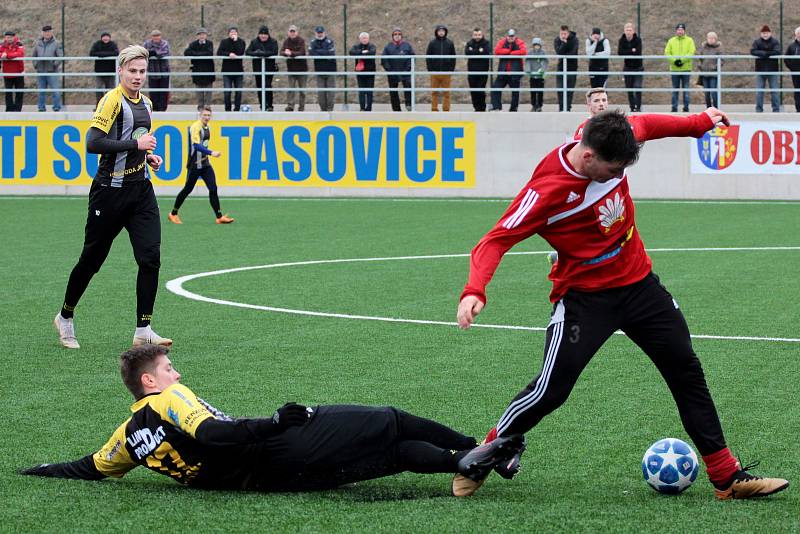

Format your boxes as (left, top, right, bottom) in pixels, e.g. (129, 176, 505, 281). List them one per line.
(494, 438, 526, 479)
(457, 434, 525, 482)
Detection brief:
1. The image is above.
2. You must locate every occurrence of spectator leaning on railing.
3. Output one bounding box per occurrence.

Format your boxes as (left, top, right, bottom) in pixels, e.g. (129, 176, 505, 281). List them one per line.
(525, 37, 548, 112)
(90, 32, 119, 104)
(144, 30, 171, 111)
(217, 27, 245, 112)
(1, 30, 25, 112)
(381, 28, 414, 112)
(184, 28, 215, 108)
(465, 28, 491, 112)
(309, 26, 337, 112)
(281, 25, 308, 112)
(425, 24, 456, 112)
(490, 29, 526, 112)
(33, 25, 63, 112)
(697, 32, 723, 109)
(784, 27, 800, 112)
(246, 26, 279, 112)
(618, 22, 643, 112)
(554, 25, 579, 111)
(585, 27, 609, 89)
(751, 25, 781, 113)
(349, 32, 376, 112)
(664, 23, 695, 112)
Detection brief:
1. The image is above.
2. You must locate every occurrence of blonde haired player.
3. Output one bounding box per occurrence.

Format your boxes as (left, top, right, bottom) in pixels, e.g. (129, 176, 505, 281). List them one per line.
(54, 44, 172, 349)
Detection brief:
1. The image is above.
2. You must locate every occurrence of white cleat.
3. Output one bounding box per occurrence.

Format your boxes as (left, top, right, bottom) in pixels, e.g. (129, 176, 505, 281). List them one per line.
(132, 326, 173, 347)
(54, 314, 80, 349)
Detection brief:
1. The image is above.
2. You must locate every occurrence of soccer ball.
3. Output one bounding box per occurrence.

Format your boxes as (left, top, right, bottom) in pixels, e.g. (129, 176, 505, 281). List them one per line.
(642, 438, 699, 494)
(241, 104, 251, 112)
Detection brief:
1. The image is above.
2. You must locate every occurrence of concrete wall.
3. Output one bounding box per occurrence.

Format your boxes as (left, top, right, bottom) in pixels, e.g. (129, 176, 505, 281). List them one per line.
(2, 110, 798, 199)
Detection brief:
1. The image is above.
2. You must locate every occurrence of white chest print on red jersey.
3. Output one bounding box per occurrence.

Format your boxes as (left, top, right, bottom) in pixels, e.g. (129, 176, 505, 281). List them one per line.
(566, 191, 580, 203)
(598, 192, 625, 233)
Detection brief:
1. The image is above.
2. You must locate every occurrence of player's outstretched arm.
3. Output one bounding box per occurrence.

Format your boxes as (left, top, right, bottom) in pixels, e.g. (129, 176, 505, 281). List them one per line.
(194, 402, 311, 446)
(20, 455, 107, 481)
(632, 108, 723, 142)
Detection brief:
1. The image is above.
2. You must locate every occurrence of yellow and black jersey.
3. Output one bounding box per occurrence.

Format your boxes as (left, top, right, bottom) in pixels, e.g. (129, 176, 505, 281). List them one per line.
(93, 383, 215, 484)
(187, 120, 211, 170)
(91, 85, 153, 187)
(24, 384, 288, 487)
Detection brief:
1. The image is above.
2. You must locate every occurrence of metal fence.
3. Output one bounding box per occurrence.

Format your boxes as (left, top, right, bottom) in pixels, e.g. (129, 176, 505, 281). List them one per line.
(2, 53, 799, 110)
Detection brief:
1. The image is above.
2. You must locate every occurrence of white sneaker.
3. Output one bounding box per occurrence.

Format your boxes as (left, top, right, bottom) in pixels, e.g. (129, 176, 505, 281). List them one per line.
(54, 314, 80, 349)
(132, 326, 173, 347)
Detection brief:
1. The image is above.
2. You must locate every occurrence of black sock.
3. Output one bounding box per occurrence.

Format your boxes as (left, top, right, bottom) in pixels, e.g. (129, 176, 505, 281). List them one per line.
(215, 210, 222, 218)
(136, 267, 158, 327)
(171, 209, 178, 216)
(60, 302, 75, 319)
(395, 440, 468, 474)
(395, 409, 477, 451)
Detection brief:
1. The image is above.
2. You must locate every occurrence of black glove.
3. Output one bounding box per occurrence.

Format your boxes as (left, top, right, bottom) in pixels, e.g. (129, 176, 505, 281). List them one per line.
(20, 464, 51, 476)
(674, 59, 683, 67)
(271, 402, 310, 429)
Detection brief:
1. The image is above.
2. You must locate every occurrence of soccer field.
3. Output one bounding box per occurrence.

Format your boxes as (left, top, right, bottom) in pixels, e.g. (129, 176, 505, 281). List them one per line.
(2, 196, 798, 532)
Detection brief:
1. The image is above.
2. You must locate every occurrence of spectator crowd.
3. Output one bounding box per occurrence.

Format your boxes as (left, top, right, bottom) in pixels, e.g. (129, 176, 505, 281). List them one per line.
(2, 22, 800, 112)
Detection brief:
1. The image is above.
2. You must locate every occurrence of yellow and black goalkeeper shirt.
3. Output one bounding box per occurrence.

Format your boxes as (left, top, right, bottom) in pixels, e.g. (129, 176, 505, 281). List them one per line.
(187, 120, 212, 170)
(91, 85, 153, 187)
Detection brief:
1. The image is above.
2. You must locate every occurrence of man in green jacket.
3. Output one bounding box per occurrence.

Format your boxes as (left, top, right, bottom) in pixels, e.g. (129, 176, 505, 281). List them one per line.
(664, 23, 695, 112)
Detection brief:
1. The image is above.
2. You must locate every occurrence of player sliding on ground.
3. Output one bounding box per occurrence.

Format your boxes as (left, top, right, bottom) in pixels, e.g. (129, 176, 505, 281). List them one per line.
(454, 107, 789, 500)
(21, 344, 523, 493)
(168, 105, 234, 225)
(54, 45, 171, 350)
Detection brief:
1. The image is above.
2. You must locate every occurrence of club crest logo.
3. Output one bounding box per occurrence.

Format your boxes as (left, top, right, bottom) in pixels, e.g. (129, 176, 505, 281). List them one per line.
(697, 125, 739, 170)
(597, 192, 625, 234)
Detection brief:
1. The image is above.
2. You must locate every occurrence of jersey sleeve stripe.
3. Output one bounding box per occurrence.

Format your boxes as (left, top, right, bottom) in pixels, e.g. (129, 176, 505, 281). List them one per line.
(503, 190, 539, 229)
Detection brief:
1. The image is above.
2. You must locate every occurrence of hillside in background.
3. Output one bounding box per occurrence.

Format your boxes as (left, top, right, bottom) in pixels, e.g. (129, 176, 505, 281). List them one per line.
(1, 0, 798, 106)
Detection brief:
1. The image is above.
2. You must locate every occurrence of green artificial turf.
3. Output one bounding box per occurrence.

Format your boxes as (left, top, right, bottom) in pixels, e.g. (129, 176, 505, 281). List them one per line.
(1, 196, 798, 533)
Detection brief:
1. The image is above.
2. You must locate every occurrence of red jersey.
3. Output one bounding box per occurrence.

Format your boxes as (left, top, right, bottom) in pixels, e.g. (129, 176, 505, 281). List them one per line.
(463, 112, 714, 304)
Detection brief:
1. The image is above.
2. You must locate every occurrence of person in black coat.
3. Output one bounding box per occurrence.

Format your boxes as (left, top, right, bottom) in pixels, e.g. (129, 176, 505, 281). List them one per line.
(465, 28, 491, 111)
(618, 22, 643, 112)
(246, 26, 279, 111)
(349, 32, 377, 111)
(553, 25, 579, 111)
(784, 27, 800, 112)
(184, 28, 215, 107)
(425, 25, 456, 111)
(89, 32, 119, 103)
(750, 25, 782, 112)
(217, 27, 246, 111)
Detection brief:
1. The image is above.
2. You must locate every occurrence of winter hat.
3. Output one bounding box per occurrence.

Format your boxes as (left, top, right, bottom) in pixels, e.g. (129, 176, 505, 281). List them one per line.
(100, 31, 111, 38)
(507, 28, 516, 36)
(259, 26, 269, 35)
(315, 26, 325, 33)
(591, 27, 601, 35)
(42, 25, 52, 32)
(196, 27, 207, 35)
(531, 37, 543, 46)
(675, 23, 686, 31)
(4, 30, 16, 36)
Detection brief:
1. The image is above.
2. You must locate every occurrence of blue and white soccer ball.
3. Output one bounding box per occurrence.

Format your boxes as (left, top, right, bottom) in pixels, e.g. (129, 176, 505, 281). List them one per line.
(642, 438, 699, 494)
(241, 104, 251, 112)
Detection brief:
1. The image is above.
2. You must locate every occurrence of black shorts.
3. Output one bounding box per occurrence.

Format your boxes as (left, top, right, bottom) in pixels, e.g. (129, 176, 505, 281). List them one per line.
(196, 405, 403, 491)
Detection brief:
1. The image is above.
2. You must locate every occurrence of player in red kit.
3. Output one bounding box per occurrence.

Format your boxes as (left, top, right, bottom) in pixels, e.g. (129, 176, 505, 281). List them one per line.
(452, 109, 789, 500)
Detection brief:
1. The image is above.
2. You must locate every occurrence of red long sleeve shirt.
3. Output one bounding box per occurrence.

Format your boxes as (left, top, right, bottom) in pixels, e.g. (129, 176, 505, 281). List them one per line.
(462, 112, 714, 304)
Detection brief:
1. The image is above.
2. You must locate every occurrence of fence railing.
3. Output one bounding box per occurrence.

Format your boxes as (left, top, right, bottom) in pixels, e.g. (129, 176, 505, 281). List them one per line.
(2, 54, 799, 110)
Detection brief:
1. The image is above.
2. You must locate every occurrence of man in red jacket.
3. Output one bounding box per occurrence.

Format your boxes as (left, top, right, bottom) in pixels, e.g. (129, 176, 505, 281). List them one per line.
(1, 31, 25, 111)
(452, 108, 789, 501)
(489, 29, 526, 112)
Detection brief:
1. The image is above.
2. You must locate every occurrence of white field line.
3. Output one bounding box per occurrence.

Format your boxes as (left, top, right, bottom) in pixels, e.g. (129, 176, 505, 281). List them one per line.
(165, 247, 800, 344)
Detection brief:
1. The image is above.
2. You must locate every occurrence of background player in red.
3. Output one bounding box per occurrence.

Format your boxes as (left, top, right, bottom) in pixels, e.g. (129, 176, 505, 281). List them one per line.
(453, 109, 789, 500)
